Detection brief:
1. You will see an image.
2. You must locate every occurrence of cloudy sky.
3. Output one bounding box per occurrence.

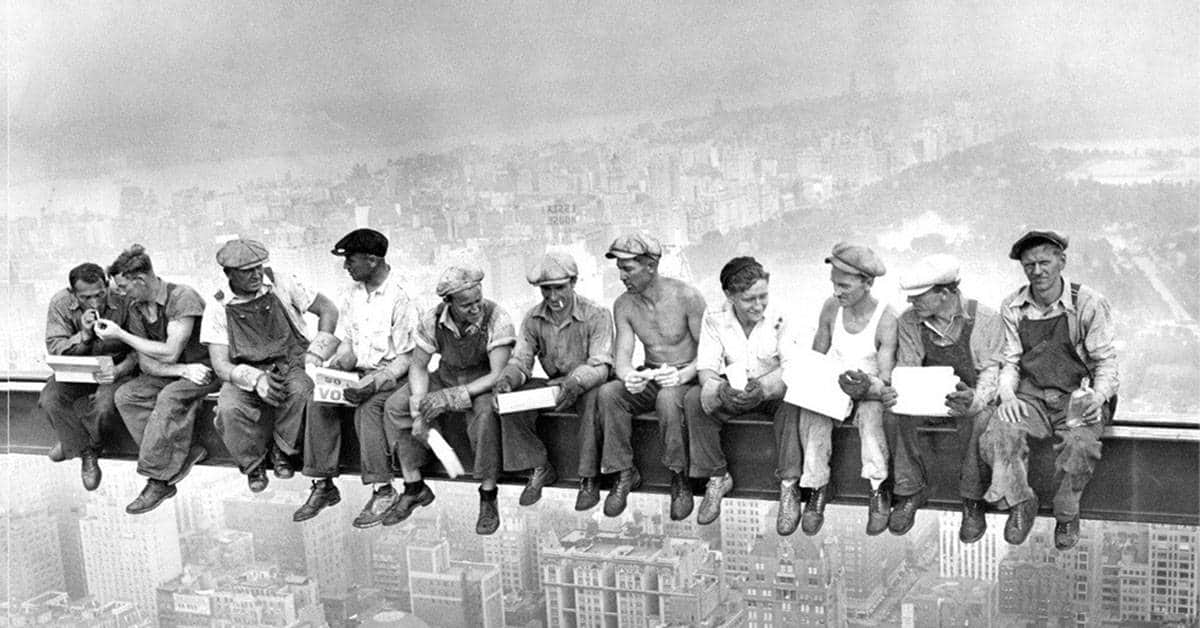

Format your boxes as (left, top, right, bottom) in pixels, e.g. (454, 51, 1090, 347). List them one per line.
(6, 1, 1197, 181)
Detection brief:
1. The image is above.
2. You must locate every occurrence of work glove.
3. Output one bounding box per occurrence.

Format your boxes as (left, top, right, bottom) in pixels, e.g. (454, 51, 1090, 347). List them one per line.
(838, 370, 871, 400)
(945, 381, 975, 417)
(255, 370, 287, 407)
(492, 365, 523, 395)
(554, 377, 587, 412)
(342, 377, 379, 406)
(419, 385, 472, 420)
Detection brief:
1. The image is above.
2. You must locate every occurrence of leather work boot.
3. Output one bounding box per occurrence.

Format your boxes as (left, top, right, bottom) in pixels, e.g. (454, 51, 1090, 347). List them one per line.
(247, 467, 270, 493)
(80, 448, 102, 491)
(169, 445, 209, 486)
(959, 499, 988, 544)
(669, 471, 695, 521)
(48, 442, 67, 462)
(776, 482, 802, 536)
(477, 493, 500, 535)
(271, 446, 295, 479)
(126, 479, 177, 514)
(293, 480, 341, 522)
(697, 473, 734, 525)
(519, 464, 558, 506)
(1003, 498, 1039, 545)
(575, 478, 601, 511)
(888, 490, 927, 536)
(866, 485, 892, 536)
(801, 483, 835, 536)
(603, 468, 642, 517)
(353, 484, 398, 529)
(382, 484, 436, 526)
(1054, 516, 1081, 551)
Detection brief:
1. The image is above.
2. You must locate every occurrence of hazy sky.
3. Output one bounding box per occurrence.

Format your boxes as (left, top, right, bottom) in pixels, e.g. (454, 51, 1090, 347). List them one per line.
(7, 1, 1198, 180)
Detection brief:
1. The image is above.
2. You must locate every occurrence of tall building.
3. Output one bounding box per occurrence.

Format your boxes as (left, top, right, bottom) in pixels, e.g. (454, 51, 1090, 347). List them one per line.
(540, 528, 728, 628)
(2, 591, 152, 627)
(823, 507, 907, 622)
(482, 506, 541, 596)
(900, 576, 994, 628)
(367, 524, 441, 610)
(156, 564, 327, 627)
(720, 498, 771, 582)
(938, 511, 1009, 582)
(0, 458, 66, 603)
(741, 533, 843, 627)
(407, 538, 505, 628)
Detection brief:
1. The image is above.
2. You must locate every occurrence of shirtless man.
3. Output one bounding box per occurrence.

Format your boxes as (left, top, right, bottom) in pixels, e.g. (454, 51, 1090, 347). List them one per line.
(595, 233, 706, 520)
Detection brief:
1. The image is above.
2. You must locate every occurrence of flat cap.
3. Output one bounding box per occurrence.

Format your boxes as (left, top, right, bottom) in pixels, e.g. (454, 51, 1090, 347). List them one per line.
(1009, 230, 1068, 260)
(900, 254, 961, 296)
(825, 242, 886, 278)
(331, 228, 388, 257)
(605, 232, 662, 260)
(526, 251, 579, 286)
(216, 239, 269, 270)
(436, 265, 485, 297)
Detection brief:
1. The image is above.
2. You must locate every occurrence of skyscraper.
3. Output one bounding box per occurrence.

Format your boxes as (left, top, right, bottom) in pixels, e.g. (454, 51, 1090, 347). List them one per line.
(1, 458, 66, 602)
(938, 511, 1009, 582)
(407, 538, 505, 628)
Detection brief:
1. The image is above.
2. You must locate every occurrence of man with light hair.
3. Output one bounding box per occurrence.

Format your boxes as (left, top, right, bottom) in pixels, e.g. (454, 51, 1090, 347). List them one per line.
(494, 251, 614, 510)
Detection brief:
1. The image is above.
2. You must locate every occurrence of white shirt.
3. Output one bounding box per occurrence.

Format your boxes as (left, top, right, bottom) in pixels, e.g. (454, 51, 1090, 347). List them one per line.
(337, 274, 419, 371)
(828, 302, 884, 376)
(696, 301, 790, 380)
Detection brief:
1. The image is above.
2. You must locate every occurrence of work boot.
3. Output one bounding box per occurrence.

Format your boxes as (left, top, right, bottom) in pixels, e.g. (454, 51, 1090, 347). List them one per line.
(247, 467, 269, 493)
(1003, 498, 1039, 545)
(1054, 516, 1081, 551)
(126, 479, 177, 514)
(477, 490, 500, 535)
(80, 448, 102, 491)
(959, 499, 987, 544)
(888, 490, 927, 536)
(603, 468, 641, 517)
(353, 484, 398, 529)
(293, 480, 341, 522)
(776, 482, 802, 536)
(169, 444, 208, 486)
(801, 483, 835, 536)
(48, 442, 67, 462)
(271, 446, 294, 479)
(669, 471, 694, 521)
(866, 485, 892, 536)
(519, 464, 558, 507)
(575, 478, 601, 511)
(382, 483, 436, 526)
(697, 473, 734, 525)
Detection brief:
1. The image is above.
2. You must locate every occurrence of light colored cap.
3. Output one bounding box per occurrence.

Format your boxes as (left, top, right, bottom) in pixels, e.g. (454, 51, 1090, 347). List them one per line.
(824, 242, 886, 278)
(526, 251, 579, 286)
(900, 254, 961, 297)
(435, 265, 485, 297)
(216, 239, 269, 270)
(605, 232, 663, 260)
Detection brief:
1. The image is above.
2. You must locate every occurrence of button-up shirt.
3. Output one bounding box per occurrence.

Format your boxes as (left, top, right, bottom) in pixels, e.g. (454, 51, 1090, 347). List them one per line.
(414, 301, 516, 356)
(896, 294, 1004, 405)
(999, 276, 1119, 401)
(200, 271, 316, 345)
(45, 288, 129, 357)
(336, 273, 419, 374)
(508, 295, 613, 389)
(697, 301, 789, 381)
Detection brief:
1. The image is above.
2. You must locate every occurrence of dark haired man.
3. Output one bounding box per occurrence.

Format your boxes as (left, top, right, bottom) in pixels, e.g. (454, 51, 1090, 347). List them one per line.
(493, 251, 614, 511)
(96, 245, 218, 514)
(384, 264, 516, 534)
(40, 262, 136, 490)
(596, 233, 706, 520)
(685, 256, 794, 525)
(201, 239, 340, 513)
(979, 230, 1118, 550)
(887, 254, 1004, 541)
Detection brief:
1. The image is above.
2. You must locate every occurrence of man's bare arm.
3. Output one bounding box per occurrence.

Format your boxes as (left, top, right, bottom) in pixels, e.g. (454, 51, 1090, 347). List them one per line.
(811, 298, 837, 354)
(874, 308, 898, 384)
(612, 295, 638, 381)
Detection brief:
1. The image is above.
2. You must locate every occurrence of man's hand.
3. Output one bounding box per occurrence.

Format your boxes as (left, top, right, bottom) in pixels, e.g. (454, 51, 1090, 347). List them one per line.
(879, 385, 898, 409)
(1075, 390, 1104, 425)
(303, 352, 323, 368)
(945, 382, 975, 417)
(838, 370, 871, 400)
(492, 367, 522, 395)
(738, 378, 765, 407)
(717, 380, 741, 409)
(418, 388, 454, 420)
(653, 365, 681, 388)
(623, 371, 649, 395)
(997, 390, 1025, 424)
(342, 378, 379, 406)
(554, 377, 586, 412)
(80, 309, 100, 339)
(412, 417, 431, 441)
(254, 370, 286, 406)
(93, 318, 123, 341)
(95, 359, 115, 385)
(180, 364, 214, 387)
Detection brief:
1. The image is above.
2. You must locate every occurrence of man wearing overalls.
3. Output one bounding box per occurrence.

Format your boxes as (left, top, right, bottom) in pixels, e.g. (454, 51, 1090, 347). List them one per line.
(887, 254, 1004, 542)
(200, 239, 340, 511)
(384, 265, 516, 535)
(96, 244, 219, 514)
(980, 230, 1119, 550)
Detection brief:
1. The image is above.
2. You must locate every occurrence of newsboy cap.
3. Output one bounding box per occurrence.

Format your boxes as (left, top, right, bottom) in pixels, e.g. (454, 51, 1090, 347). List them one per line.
(899, 254, 961, 297)
(526, 251, 579, 286)
(1008, 230, 1068, 260)
(605, 232, 663, 260)
(436, 265, 485, 297)
(331, 228, 388, 257)
(216, 239, 269, 270)
(824, 242, 886, 278)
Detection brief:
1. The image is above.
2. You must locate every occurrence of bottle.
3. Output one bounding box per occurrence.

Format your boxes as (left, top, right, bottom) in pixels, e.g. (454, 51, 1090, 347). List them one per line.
(1065, 376, 1092, 428)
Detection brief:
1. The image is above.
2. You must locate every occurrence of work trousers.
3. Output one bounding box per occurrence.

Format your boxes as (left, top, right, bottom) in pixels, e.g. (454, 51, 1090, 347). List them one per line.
(596, 379, 691, 475)
(337, 378, 399, 484)
(885, 406, 992, 500)
(40, 375, 126, 458)
(772, 404, 834, 487)
(683, 387, 781, 478)
(115, 374, 221, 481)
(501, 379, 603, 477)
(213, 367, 311, 474)
(385, 372, 501, 482)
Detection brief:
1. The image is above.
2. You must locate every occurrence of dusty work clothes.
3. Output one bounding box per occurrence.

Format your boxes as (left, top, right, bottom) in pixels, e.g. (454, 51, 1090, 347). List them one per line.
(686, 393, 783, 478)
(501, 295, 613, 476)
(115, 282, 219, 481)
(388, 301, 516, 481)
(202, 276, 313, 473)
(826, 302, 889, 482)
(597, 377, 692, 475)
(41, 288, 131, 458)
(981, 287, 1115, 521)
(773, 404, 835, 487)
(888, 299, 1002, 499)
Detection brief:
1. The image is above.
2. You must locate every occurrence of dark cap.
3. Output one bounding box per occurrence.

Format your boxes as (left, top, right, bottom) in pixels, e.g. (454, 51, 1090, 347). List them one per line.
(331, 229, 388, 257)
(824, 242, 886, 278)
(605, 232, 663, 260)
(1009, 230, 1068, 260)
